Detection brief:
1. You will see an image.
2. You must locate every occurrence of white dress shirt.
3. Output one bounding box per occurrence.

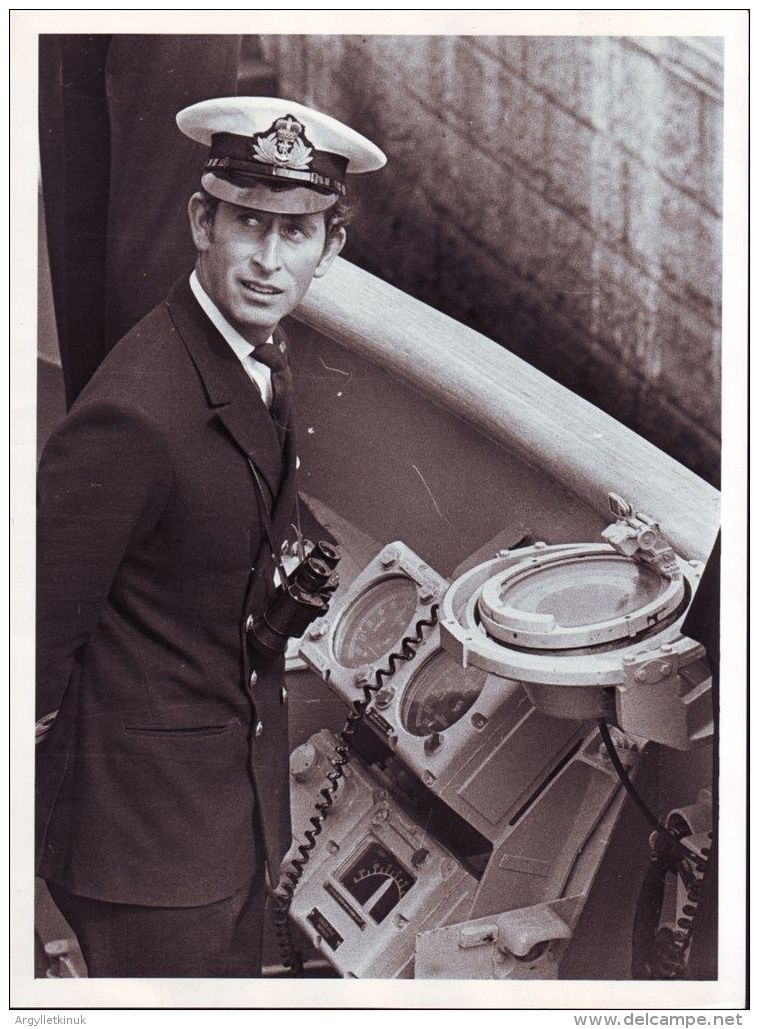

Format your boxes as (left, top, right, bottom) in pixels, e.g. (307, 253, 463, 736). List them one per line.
(189, 270, 273, 408)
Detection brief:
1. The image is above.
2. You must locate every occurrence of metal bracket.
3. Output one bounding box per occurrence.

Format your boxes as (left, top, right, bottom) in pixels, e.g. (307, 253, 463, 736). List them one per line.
(415, 896, 582, 979)
(603, 493, 681, 580)
(617, 644, 712, 750)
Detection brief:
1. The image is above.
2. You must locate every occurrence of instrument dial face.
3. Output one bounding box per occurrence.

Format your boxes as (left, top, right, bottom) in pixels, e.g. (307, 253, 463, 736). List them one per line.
(401, 649, 487, 736)
(338, 839, 416, 924)
(499, 555, 665, 627)
(333, 575, 420, 667)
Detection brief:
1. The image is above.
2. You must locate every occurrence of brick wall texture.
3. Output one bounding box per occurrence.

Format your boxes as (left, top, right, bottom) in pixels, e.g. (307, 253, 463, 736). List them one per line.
(263, 35, 723, 485)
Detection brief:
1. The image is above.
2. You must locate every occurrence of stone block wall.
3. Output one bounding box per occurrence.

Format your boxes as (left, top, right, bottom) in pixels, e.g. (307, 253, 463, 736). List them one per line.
(263, 35, 723, 485)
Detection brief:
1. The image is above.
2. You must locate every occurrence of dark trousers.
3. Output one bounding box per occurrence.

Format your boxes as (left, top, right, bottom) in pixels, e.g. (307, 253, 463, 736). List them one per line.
(47, 867, 266, 978)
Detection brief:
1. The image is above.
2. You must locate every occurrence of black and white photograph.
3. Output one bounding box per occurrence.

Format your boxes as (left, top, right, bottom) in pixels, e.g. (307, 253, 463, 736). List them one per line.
(10, 9, 747, 1016)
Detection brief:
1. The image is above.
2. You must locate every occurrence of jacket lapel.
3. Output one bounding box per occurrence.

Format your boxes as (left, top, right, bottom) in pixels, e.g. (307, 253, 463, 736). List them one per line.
(166, 277, 283, 497)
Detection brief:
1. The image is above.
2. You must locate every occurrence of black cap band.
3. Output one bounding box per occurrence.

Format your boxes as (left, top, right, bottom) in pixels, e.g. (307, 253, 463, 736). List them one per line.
(208, 130, 349, 195)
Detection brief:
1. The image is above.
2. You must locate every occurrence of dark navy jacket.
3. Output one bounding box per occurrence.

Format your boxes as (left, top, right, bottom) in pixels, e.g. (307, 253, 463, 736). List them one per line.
(36, 276, 297, 905)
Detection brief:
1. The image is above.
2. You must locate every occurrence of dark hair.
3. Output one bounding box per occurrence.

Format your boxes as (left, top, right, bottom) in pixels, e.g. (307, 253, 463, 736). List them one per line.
(198, 187, 353, 241)
(324, 195, 353, 239)
(198, 188, 221, 225)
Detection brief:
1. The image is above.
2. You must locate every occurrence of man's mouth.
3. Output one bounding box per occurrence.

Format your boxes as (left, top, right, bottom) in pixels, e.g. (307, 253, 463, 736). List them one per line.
(241, 280, 283, 296)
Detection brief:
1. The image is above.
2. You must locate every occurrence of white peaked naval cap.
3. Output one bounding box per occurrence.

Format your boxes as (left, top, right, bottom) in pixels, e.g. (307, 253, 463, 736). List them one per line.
(176, 96, 387, 214)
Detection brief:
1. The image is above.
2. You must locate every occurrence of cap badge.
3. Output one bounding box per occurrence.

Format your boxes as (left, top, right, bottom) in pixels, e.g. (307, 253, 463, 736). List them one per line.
(251, 115, 313, 170)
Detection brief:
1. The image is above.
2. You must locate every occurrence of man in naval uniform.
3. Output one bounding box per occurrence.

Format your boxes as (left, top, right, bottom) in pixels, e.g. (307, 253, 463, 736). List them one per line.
(35, 97, 386, 977)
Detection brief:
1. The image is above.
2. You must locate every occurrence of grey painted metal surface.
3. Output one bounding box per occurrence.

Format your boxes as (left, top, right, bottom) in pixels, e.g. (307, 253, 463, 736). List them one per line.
(295, 257, 720, 563)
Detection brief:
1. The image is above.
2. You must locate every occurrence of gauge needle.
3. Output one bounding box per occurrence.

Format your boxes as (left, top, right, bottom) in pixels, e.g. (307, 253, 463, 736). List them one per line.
(365, 876, 396, 913)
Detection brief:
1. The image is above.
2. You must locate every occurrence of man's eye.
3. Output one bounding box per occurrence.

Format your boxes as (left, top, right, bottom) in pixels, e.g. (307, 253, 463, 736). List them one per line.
(241, 215, 262, 227)
(282, 224, 307, 240)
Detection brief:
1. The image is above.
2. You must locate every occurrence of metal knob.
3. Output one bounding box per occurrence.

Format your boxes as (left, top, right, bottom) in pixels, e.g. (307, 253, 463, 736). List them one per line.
(290, 741, 319, 783)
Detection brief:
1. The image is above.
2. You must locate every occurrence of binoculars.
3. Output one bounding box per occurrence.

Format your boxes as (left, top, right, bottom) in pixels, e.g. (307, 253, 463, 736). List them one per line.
(247, 541, 340, 657)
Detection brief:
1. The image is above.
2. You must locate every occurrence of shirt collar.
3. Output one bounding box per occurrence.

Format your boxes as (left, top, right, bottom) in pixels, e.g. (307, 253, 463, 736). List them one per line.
(189, 269, 273, 360)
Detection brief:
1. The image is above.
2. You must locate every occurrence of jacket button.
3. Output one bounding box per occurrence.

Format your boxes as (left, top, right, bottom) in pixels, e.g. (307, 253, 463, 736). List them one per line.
(254, 720, 264, 738)
(249, 671, 258, 689)
(280, 685, 288, 704)
(245, 615, 254, 632)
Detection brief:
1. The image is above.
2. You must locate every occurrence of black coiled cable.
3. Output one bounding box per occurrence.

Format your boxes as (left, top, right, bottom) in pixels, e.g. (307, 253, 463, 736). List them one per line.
(605, 714, 714, 980)
(652, 833, 712, 979)
(271, 603, 440, 975)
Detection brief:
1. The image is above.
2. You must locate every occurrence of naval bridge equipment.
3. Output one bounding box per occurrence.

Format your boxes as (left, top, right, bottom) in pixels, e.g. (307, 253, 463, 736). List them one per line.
(284, 495, 712, 978)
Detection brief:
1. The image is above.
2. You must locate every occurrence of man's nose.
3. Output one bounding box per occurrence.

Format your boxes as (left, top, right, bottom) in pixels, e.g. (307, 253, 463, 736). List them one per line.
(252, 229, 283, 273)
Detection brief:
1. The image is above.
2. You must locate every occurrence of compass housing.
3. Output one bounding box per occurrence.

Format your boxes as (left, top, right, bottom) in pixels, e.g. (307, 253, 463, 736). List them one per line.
(440, 540, 710, 749)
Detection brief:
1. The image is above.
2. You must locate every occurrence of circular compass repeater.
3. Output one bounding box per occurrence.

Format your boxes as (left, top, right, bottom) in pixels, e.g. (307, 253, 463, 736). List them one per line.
(440, 494, 713, 751)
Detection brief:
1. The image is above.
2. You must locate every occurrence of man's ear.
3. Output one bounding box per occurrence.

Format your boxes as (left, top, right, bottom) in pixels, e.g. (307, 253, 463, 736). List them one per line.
(188, 192, 214, 251)
(313, 226, 346, 279)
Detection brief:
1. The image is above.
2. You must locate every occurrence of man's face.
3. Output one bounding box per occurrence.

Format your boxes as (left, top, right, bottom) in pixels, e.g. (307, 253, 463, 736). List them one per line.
(189, 195, 345, 345)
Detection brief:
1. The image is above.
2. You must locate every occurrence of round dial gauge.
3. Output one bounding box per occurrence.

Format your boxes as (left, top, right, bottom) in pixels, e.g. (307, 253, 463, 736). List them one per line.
(333, 575, 420, 667)
(401, 649, 487, 736)
(339, 839, 415, 924)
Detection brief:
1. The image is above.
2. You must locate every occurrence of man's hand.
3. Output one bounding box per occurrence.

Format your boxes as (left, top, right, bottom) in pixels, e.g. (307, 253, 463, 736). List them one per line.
(35, 711, 58, 745)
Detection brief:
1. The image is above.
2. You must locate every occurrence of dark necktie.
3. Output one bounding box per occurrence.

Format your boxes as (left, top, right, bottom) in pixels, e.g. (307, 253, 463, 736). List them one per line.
(252, 338, 292, 447)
